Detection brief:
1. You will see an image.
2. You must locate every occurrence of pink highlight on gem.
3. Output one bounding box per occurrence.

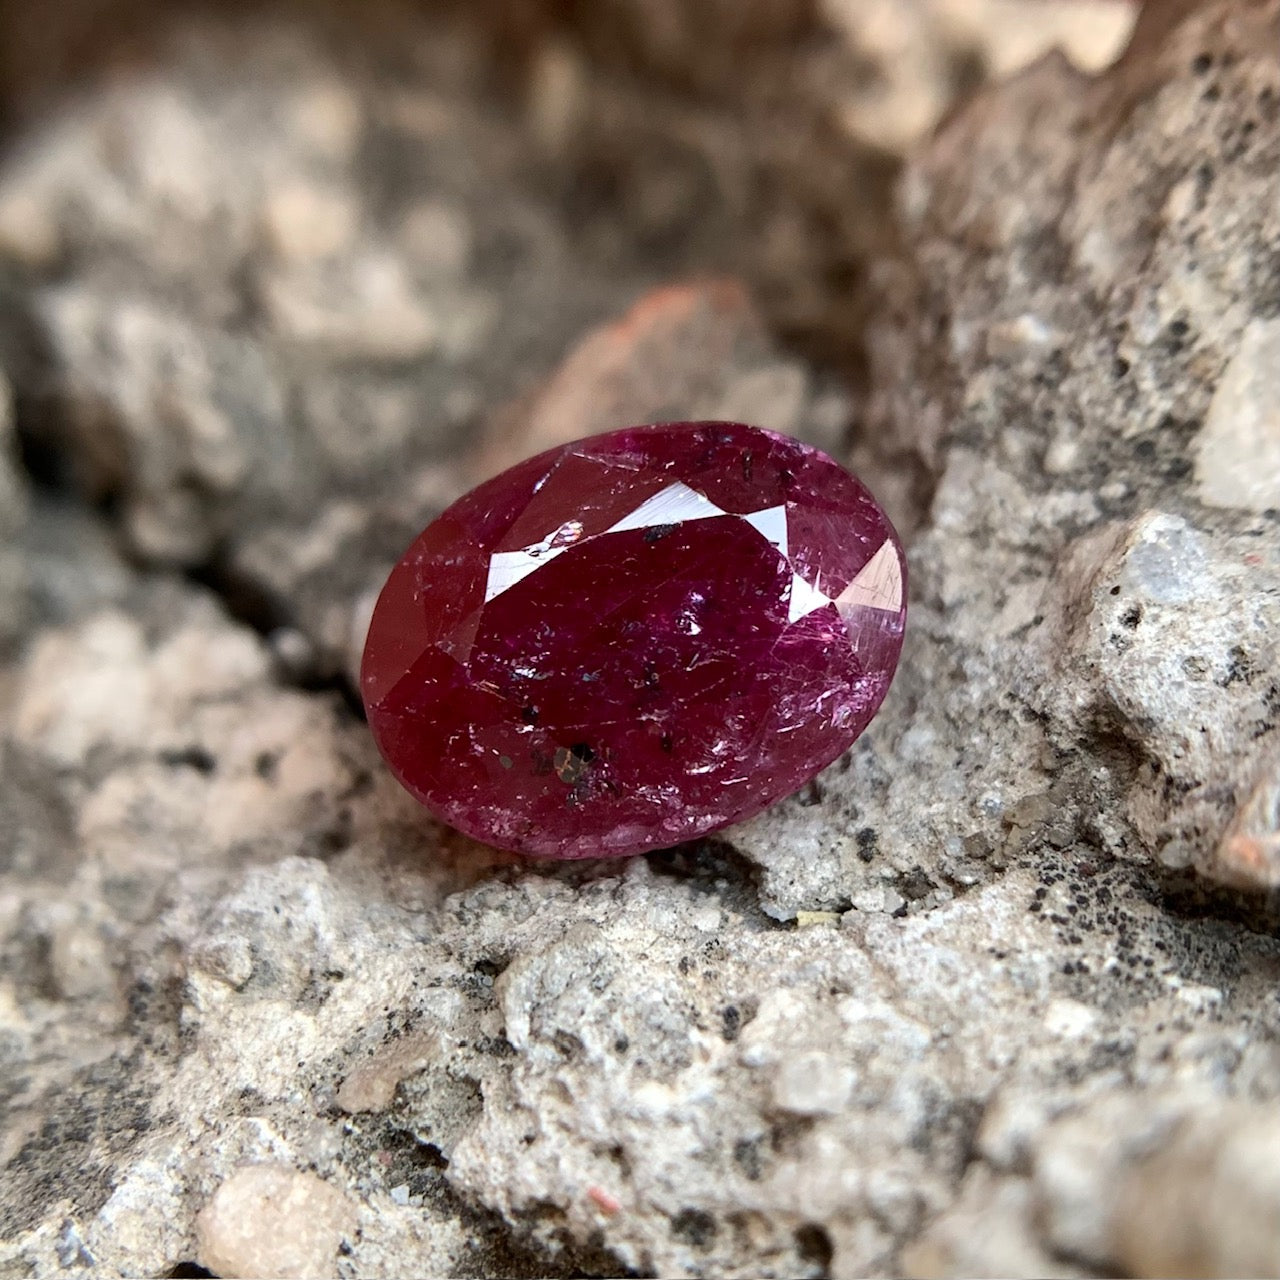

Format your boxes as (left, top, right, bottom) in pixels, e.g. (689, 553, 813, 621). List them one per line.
(361, 421, 907, 859)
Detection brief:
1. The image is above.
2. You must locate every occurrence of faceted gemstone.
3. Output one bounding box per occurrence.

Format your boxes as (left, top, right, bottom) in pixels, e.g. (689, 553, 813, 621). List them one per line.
(361, 421, 907, 859)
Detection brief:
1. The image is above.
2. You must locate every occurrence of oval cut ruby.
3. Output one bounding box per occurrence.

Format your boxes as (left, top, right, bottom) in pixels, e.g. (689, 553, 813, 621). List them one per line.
(361, 421, 907, 858)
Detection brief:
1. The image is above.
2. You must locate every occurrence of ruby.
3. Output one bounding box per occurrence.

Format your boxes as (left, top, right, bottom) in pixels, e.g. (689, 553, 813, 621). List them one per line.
(361, 421, 907, 859)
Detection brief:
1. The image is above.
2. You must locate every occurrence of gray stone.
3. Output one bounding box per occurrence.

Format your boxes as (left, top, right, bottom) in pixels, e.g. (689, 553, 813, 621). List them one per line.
(0, 19, 663, 569)
(1197, 317, 1280, 514)
(818, 0, 1132, 151)
(1040, 510, 1279, 881)
(1032, 1091, 1280, 1277)
(523, 0, 1133, 360)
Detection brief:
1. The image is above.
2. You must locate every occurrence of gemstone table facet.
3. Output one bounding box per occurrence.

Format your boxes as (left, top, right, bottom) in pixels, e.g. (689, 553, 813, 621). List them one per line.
(360, 421, 907, 859)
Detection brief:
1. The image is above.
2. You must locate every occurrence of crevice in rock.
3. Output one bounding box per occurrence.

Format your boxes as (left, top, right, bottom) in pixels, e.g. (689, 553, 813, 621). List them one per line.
(182, 552, 367, 716)
(793, 1222, 834, 1279)
(0, 282, 81, 498)
(1140, 863, 1280, 941)
(470, 1196, 652, 1280)
(339, 1117, 646, 1278)
(184, 552, 290, 644)
(647, 836, 786, 924)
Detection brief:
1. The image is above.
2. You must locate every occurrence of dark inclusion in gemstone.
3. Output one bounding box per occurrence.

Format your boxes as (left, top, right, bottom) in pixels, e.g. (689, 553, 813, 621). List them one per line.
(361, 421, 907, 858)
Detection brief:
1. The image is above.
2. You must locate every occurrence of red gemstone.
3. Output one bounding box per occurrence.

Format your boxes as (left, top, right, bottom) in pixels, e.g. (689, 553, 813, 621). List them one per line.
(361, 421, 907, 858)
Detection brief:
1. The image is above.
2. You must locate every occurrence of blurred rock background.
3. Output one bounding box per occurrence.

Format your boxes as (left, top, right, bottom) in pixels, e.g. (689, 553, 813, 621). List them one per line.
(4, 1, 1280, 1277)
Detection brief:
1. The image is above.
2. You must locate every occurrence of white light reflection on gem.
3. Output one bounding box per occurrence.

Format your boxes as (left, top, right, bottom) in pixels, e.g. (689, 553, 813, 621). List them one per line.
(483, 485, 901, 626)
(835, 541, 904, 615)
(602, 481, 726, 534)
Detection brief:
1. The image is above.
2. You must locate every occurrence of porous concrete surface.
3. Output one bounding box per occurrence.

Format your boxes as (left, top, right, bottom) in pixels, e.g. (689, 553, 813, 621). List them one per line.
(3, 1, 1280, 1278)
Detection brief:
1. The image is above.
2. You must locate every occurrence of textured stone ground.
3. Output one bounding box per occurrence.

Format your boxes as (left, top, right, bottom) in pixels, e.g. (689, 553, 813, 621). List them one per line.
(3, 1, 1280, 1277)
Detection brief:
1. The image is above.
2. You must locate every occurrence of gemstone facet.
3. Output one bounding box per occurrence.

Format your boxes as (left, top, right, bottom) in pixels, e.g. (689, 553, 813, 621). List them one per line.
(361, 421, 907, 859)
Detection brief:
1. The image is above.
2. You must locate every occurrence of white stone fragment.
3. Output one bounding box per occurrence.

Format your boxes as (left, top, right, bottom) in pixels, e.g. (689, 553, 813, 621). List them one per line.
(1197, 318, 1280, 513)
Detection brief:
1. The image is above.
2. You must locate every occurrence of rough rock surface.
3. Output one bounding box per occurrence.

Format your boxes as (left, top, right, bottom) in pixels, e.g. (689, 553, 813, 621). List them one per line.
(4, 1, 1280, 1279)
(503, 0, 1131, 370)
